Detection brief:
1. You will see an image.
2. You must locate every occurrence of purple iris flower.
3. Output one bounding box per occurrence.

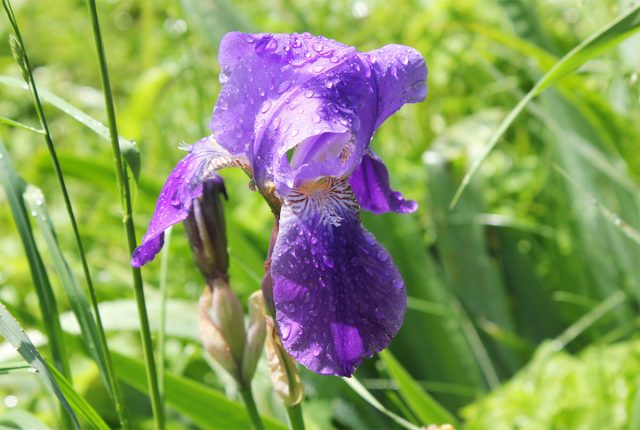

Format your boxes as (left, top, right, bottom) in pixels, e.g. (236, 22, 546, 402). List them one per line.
(132, 32, 427, 377)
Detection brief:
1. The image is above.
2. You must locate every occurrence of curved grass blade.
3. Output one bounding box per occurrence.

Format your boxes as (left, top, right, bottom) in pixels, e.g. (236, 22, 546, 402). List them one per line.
(0, 410, 50, 430)
(48, 366, 110, 430)
(23, 186, 113, 394)
(0, 303, 80, 429)
(378, 350, 459, 427)
(449, 3, 640, 209)
(110, 352, 287, 430)
(343, 377, 420, 430)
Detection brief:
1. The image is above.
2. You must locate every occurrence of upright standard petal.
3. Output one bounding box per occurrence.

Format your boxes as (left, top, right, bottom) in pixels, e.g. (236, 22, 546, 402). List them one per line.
(131, 136, 247, 267)
(349, 151, 417, 214)
(210, 32, 378, 194)
(365, 44, 427, 130)
(271, 178, 407, 376)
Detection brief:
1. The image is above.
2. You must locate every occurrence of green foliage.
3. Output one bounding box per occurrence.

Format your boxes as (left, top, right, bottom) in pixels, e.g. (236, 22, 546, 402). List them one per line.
(0, 0, 638, 428)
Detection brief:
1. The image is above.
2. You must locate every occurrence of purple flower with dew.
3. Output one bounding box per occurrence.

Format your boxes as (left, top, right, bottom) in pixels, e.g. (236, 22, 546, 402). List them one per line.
(132, 32, 427, 377)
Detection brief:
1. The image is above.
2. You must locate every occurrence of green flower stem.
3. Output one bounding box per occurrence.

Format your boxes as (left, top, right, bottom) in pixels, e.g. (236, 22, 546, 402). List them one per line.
(84, 1, 164, 429)
(2, 0, 127, 427)
(239, 388, 265, 430)
(285, 404, 305, 430)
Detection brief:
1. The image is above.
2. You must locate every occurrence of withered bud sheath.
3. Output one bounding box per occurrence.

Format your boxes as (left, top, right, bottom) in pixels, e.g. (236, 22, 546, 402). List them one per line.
(184, 177, 229, 282)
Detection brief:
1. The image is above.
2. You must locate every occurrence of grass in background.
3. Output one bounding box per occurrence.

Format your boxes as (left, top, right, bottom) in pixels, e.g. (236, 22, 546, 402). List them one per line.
(0, 0, 638, 429)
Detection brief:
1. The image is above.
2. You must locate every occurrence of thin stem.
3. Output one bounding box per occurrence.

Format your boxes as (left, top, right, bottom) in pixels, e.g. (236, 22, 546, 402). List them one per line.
(0, 115, 45, 134)
(157, 227, 172, 413)
(239, 388, 265, 430)
(2, 1, 127, 427)
(285, 404, 305, 430)
(84, 1, 164, 429)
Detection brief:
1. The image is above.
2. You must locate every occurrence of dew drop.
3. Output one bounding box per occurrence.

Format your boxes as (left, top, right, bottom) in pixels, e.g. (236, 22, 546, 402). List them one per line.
(393, 278, 403, 289)
(352, 117, 361, 131)
(297, 108, 304, 114)
(323, 255, 334, 268)
(280, 323, 292, 340)
(377, 250, 388, 262)
(290, 129, 299, 137)
(312, 65, 324, 73)
(292, 37, 302, 48)
(374, 307, 385, 320)
(304, 89, 314, 98)
(234, 129, 244, 139)
(400, 55, 409, 65)
(258, 88, 266, 97)
(312, 114, 321, 123)
(311, 343, 322, 356)
(324, 80, 334, 89)
(330, 55, 340, 63)
(244, 35, 255, 43)
(277, 80, 292, 94)
(217, 99, 228, 110)
(310, 237, 318, 245)
(272, 117, 281, 129)
(260, 100, 272, 113)
(312, 42, 323, 52)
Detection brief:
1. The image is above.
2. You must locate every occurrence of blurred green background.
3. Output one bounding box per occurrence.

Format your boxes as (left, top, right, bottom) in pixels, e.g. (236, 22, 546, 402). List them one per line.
(0, 0, 639, 429)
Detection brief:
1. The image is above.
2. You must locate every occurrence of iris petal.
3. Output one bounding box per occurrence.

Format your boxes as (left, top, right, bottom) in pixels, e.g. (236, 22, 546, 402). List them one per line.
(271, 178, 407, 376)
(349, 151, 417, 214)
(211, 32, 377, 194)
(131, 136, 247, 267)
(365, 44, 428, 130)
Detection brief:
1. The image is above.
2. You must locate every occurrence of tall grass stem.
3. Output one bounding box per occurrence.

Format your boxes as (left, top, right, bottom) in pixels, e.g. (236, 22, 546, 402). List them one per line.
(84, 1, 165, 428)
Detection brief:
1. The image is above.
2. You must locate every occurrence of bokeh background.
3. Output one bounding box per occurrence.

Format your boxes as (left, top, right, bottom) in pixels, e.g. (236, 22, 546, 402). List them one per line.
(0, 0, 639, 428)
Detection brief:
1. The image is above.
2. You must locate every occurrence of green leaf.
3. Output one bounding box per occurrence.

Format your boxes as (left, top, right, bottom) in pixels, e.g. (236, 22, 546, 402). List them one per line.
(0, 75, 140, 182)
(379, 350, 459, 427)
(342, 377, 420, 430)
(0, 303, 80, 429)
(23, 186, 114, 396)
(48, 366, 110, 430)
(450, 3, 640, 208)
(110, 351, 287, 430)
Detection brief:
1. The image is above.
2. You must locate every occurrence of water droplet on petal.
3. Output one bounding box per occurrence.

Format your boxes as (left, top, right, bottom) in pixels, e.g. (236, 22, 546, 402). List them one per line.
(352, 117, 361, 131)
(217, 99, 228, 110)
(260, 100, 272, 113)
(324, 80, 334, 89)
(277, 80, 292, 94)
(330, 55, 340, 63)
(312, 114, 321, 123)
(377, 250, 388, 262)
(311, 343, 321, 356)
(323, 255, 334, 268)
(310, 237, 318, 245)
(272, 117, 281, 130)
(280, 323, 292, 340)
(393, 278, 403, 289)
(374, 307, 385, 320)
(244, 35, 255, 43)
(400, 55, 409, 65)
(312, 42, 323, 52)
(312, 65, 324, 73)
(234, 129, 244, 139)
(290, 129, 299, 137)
(304, 89, 314, 98)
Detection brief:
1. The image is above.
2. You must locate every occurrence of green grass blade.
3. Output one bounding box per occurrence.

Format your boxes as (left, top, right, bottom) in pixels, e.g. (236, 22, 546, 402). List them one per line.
(0, 75, 140, 181)
(553, 165, 640, 245)
(379, 350, 459, 427)
(0, 140, 71, 381)
(84, 1, 165, 427)
(0, 410, 50, 430)
(343, 377, 420, 430)
(449, 3, 640, 208)
(22, 186, 113, 394)
(0, 302, 80, 429)
(0, 362, 33, 374)
(48, 366, 110, 430)
(0, 115, 44, 134)
(110, 352, 287, 430)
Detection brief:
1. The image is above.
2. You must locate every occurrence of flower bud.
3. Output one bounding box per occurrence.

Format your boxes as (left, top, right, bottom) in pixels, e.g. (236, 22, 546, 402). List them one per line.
(241, 291, 267, 384)
(265, 317, 304, 406)
(199, 282, 245, 385)
(184, 176, 229, 281)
